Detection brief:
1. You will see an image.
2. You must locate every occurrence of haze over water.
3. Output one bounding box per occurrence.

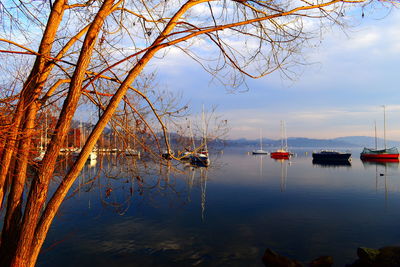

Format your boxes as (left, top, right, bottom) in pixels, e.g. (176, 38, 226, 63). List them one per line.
(39, 148, 400, 266)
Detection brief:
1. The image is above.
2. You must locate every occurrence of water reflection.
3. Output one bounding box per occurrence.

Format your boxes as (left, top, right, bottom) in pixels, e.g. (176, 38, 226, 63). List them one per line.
(361, 158, 400, 209)
(252, 154, 290, 191)
(38, 149, 400, 267)
(277, 159, 288, 192)
(312, 159, 352, 168)
(183, 165, 209, 222)
(361, 158, 400, 168)
(252, 154, 267, 177)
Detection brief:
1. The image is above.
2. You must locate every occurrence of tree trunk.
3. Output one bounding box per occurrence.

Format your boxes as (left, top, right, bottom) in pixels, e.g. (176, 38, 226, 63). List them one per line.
(0, 102, 38, 266)
(30, 1, 208, 265)
(0, 0, 68, 208)
(8, 1, 116, 266)
(0, 0, 67, 265)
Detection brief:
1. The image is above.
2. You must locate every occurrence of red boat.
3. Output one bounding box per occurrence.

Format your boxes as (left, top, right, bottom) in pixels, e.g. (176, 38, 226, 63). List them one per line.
(360, 106, 400, 161)
(360, 147, 399, 160)
(361, 157, 400, 163)
(270, 150, 290, 159)
(271, 121, 291, 160)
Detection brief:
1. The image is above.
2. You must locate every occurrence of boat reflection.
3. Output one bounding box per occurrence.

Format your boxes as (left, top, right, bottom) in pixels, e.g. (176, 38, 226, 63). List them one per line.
(361, 158, 399, 169)
(271, 154, 290, 160)
(252, 154, 268, 177)
(184, 165, 208, 221)
(312, 159, 351, 168)
(272, 158, 289, 192)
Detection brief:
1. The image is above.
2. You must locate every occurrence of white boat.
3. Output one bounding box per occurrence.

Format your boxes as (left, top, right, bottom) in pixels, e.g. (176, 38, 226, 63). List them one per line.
(60, 148, 69, 153)
(72, 148, 82, 157)
(34, 111, 48, 162)
(190, 106, 210, 167)
(125, 148, 140, 157)
(253, 149, 269, 154)
(180, 120, 196, 161)
(88, 151, 97, 160)
(111, 148, 120, 153)
(252, 129, 269, 155)
(190, 150, 210, 167)
(33, 151, 45, 162)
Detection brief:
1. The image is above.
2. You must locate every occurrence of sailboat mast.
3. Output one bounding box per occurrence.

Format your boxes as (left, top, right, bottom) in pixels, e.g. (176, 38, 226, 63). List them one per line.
(284, 121, 288, 149)
(202, 105, 207, 151)
(280, 121, 284, 150)
(189, 119, 195, 150)
(383, 105, 387, 149)
(374, 120, 377, 150)
(259, 129, 263, 150)
(80, 120, 83, 149)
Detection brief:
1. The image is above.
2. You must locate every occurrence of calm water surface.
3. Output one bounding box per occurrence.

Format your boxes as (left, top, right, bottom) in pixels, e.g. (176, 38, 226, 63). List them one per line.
(38, 148, 400, 266)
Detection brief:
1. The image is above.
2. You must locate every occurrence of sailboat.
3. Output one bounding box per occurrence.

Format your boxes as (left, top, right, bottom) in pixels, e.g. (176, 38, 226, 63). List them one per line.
(72, 121, 98, 161)
(34, 112, 48, 162)
(252, 129, 269, 155)
(72, 121, 84, 157)
(162, 120, 175, 160)
(360, 106, 399, 161)
(190, 106, 210, 167)
(181, 119, 195, 160)
(123, 112, 140, 157)
(270, 121, 291, 159)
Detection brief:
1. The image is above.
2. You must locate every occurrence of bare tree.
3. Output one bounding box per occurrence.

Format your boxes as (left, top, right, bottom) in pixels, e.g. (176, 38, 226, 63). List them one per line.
(0, 0, 394, 266)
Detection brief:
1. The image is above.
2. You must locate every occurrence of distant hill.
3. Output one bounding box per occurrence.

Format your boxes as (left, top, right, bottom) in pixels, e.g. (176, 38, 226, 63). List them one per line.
(332, 136, 400, 148)
(286, 137, 355, 148)
(224, 136, 400, 148)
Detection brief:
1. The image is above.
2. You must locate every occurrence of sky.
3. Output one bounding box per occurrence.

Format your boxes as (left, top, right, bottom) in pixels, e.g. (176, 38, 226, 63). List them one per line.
(151, 6, 400, 141)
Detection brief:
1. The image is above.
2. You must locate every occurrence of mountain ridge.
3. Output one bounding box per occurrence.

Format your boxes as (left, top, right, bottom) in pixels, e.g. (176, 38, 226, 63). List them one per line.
(224, 136, 400, 148)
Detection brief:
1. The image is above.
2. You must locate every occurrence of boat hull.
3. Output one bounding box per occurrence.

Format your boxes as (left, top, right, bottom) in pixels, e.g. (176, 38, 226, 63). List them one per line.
(190, 155, 210, 167)
(361, 158, 400, 164)
(360, 147, 399, 160)
(312, 152, 351, 161)
(252, 150, 269, 155)
(189, 151, 210, 167)
(270, 152, 290, 159)
(360, 154, 399, 160)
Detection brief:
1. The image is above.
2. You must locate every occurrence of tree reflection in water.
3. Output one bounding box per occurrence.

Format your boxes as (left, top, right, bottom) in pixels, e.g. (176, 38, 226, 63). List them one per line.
(36, 153, 214, 266)
(51, 152, 212, 219)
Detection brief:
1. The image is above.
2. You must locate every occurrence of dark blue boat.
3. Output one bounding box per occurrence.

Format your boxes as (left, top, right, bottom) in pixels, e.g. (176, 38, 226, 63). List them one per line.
(312, 150, 351, 162)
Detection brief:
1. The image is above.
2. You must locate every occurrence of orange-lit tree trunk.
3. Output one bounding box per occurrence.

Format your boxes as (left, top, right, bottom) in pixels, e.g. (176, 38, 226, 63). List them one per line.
(4, 0, 117, 266)
(28, 1, 210, 266)
(0, 0, 67, 264)
(0, 0, 68, 208)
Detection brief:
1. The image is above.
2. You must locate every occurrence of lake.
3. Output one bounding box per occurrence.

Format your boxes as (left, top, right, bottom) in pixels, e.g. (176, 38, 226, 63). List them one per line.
(38, 148, 400, 266)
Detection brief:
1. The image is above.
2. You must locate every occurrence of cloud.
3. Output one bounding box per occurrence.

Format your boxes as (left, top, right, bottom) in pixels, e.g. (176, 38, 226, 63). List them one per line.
(150, 6, 400, 141)
(343, 31, 380, 50)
